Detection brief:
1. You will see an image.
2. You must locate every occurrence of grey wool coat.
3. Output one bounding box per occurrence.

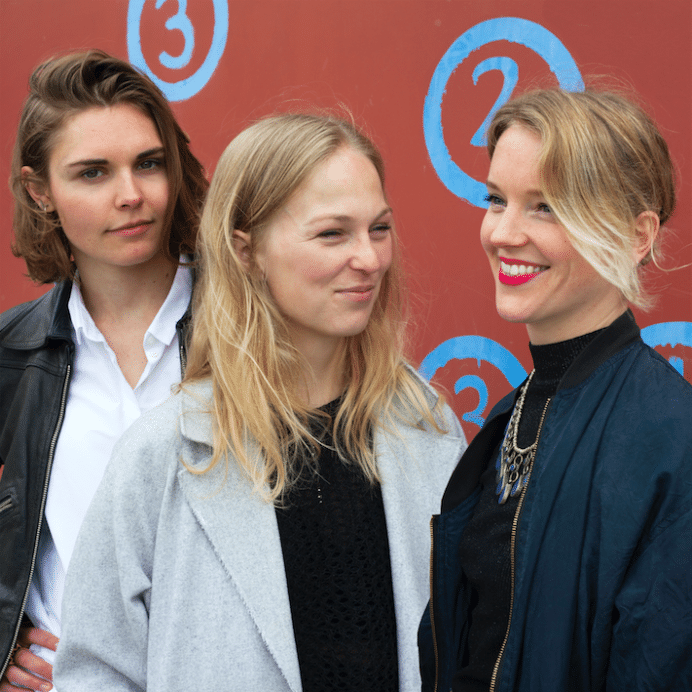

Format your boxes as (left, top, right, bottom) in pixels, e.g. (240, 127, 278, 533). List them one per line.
(54, 377, 466, 691)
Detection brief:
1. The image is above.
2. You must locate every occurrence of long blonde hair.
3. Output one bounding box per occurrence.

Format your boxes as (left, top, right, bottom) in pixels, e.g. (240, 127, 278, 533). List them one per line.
(184, 112, 446, 502)
(487, 88, 676, 309)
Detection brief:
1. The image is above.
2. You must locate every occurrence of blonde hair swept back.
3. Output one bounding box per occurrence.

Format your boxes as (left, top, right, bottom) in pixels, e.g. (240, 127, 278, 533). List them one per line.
(487, 88, 676, 309)
(183, 112, 446, 503)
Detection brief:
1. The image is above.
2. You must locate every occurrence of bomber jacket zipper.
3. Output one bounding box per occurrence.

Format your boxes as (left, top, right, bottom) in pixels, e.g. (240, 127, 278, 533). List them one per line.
(1, 364, 72, 679)
(488, 469, 528, 692)
(489, 398, 552, 692)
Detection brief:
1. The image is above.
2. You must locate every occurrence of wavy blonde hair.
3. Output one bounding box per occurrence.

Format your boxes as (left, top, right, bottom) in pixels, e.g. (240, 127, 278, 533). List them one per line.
(487, 88, 676, 309)
(184, 112, 446, 503)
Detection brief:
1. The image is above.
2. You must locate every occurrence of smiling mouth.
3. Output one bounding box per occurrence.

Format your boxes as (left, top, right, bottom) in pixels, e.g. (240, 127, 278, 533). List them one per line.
(499, 259, 548, 286)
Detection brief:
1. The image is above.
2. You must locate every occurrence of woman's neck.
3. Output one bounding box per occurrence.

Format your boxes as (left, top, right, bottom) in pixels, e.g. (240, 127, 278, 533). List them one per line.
(294, 335, 347, 408)
(528, 328, 605, 391)
(77, 253, 177, 326)
(526, 300, 628, 345)
(75, 254, 179, 389)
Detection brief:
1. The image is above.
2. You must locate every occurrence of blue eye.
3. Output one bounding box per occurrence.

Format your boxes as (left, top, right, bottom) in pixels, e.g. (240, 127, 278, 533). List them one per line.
(80, 168, 103, 180)
(484, 193, 504, 206)
(537, 203, 552, 214)
(139, 158, 164, 171)
(371, 223, 391, 234)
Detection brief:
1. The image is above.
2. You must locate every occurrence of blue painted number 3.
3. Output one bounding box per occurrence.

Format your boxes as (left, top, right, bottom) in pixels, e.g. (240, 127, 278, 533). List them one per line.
(127, 0, 228, 102)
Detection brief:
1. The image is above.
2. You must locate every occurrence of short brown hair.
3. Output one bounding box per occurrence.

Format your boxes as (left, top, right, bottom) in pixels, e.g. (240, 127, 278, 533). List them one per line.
(10, 49, 208, 283)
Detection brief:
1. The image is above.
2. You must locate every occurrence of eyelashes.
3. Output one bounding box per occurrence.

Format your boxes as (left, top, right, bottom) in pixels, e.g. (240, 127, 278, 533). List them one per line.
(484, 193, 552, 215)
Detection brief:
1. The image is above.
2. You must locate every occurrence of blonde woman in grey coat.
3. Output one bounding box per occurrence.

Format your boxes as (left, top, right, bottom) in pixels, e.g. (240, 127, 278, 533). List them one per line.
(55, 113, 466, 691)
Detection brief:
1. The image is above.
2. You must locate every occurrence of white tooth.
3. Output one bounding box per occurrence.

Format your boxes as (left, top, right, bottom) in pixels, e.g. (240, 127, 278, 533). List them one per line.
(518, 265, 528, 275)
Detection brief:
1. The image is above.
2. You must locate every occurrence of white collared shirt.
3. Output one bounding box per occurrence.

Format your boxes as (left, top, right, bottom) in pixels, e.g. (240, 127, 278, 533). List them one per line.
(25, 262, 192, 665)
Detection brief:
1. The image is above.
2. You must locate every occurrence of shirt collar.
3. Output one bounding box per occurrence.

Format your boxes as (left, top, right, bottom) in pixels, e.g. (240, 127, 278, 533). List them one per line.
(147, 261, 193, 347)
(68, 260, 193, 348)
(68, 281, 100, 346)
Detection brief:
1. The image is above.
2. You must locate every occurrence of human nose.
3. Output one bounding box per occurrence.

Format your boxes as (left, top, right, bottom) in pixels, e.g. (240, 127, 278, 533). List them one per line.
(485, 206, 527, 247)
(115, 172, 143, 209)
(350, 233, 383, 273)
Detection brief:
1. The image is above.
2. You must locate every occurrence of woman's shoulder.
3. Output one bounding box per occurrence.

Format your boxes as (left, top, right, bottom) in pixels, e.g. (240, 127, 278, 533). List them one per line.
(0, 282, 72, 347)
(634, 339, 692, 393)
(604, 339, 692, 420)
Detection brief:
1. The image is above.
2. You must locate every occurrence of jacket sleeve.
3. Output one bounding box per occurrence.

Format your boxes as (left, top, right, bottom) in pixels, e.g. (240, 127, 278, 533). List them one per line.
(607, 505, 692, 691)
(53, 414, 176, 691)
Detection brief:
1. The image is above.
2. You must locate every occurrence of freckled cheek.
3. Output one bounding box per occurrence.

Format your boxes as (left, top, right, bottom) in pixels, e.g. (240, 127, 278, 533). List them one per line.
(53, 199, 96, 240)
(379, 245, 393, 274)
(301, 258, 343, 283)
(149, 179, 171, 213)
(479, 219, 495, 254)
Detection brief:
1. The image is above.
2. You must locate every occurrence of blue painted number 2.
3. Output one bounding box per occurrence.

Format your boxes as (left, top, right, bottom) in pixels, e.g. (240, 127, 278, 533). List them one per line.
(423, 17, 584, 207)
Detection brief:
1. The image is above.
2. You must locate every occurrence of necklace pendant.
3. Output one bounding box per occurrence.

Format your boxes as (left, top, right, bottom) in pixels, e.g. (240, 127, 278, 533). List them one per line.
(495, 370, 550, 505)
(496, 478, 512, 505)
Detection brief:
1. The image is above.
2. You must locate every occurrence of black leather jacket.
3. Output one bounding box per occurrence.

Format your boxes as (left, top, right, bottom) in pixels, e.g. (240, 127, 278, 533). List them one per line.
(0, 281, 190, 676)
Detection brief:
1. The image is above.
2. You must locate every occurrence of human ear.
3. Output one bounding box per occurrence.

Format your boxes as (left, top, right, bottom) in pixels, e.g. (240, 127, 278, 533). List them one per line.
(232, 230, 253, 271)
(21, 166, 54, 212)
(633, 210, 660, 265)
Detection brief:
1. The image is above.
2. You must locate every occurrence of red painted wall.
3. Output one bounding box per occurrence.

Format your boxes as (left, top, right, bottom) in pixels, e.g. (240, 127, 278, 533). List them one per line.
(1, 0, 690, 440)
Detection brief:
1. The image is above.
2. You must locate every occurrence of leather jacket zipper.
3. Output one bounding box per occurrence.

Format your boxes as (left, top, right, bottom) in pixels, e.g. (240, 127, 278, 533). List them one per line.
(1, 364, 72, 678)
(178, 338, 187, 378)
(0, 496, 13, 514)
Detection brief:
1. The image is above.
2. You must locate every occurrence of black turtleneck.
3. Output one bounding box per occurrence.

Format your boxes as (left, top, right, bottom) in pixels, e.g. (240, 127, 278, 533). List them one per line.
(452, 327, 605, 691)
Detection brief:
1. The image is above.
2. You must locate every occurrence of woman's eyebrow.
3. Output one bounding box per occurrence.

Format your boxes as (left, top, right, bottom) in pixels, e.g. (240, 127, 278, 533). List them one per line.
(66, 147, 165, 169)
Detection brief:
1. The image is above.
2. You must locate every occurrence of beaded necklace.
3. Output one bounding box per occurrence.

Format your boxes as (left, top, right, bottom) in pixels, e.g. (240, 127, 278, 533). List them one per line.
(495, 370, 551, 505)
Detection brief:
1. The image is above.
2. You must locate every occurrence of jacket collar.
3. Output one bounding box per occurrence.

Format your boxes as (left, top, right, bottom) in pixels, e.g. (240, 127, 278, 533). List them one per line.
(558, 309, 639, 390)
(0, 281, 74, 350)
(441, 310, 641, 512)
(174, 374, 458, 692)
(175, 380, 306, 692)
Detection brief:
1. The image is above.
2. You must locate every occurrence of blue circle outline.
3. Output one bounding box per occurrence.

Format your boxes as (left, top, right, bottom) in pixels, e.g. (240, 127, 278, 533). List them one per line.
(127, 0, 229, 102)
(423, 17, 584, 207)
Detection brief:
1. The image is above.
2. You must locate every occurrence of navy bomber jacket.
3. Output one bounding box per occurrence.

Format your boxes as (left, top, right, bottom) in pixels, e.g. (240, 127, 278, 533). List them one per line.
(419, 312, 692, 692)
(0, 281, 190, 677)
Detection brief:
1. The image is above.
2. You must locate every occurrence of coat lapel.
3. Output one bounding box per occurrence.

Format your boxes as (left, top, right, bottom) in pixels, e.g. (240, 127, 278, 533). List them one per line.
(377, 414, 466, 691)
(175, 385, 302, 692)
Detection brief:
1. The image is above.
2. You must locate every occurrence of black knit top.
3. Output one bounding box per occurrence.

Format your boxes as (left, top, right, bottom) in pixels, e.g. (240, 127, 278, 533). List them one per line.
(275, 398, 399, 691)
(452, 329, 604, 691)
